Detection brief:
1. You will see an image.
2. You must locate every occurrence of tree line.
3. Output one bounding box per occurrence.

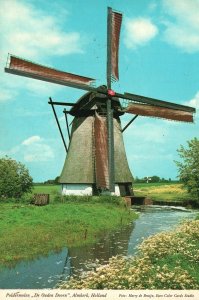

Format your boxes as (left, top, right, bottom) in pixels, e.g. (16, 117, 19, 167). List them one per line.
(134, 176, 173, 183)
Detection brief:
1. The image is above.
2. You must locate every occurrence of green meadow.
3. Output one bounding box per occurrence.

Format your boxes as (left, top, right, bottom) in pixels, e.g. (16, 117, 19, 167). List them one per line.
(31, 182, 191, 204)
(133, 182, 191, 203)
(0, 192, 137, 268)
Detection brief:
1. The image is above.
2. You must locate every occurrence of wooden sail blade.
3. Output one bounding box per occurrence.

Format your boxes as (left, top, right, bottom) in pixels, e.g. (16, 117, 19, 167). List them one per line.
(5, 55, 96, 90)
(94, 113, 109, 189)
(123, 92, 195, 113)
(107, 7, 122, 87)
(123, 103, 194, 123)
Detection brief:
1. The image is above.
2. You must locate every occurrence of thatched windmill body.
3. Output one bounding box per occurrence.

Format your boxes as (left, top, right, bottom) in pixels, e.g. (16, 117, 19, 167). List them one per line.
(59, 86, 133, 196)
(5, 8, 195, 196)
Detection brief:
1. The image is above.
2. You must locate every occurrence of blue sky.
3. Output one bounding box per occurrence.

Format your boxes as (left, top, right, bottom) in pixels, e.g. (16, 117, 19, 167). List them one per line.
(0, 0, 198, 182)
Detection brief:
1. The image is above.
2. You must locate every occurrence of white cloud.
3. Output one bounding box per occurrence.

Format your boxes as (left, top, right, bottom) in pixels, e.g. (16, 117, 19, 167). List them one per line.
(124, 17, 158, 49)
(184, 91, 199, 109)
(184, 91, 199, 123)
(0, 135, 54, 162)
(22, 135, 54, 162)
(23, 143, 54, 162)
(0, 0, 84, 103)
(0, 0, 83, 60)
(22, 136, 41, 146)
(162, 0, 199, 53)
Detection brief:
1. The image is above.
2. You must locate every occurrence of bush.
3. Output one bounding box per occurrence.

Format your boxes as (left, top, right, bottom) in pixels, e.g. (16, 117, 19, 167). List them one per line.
(0, 156, 33, 200)
(175, 138, 199, 203)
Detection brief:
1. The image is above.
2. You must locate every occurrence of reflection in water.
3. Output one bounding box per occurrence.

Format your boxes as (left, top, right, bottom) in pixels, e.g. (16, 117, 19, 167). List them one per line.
(67, 221, 134, 277)
(0, 206, 197, 289)
(0, 248, 70, 289)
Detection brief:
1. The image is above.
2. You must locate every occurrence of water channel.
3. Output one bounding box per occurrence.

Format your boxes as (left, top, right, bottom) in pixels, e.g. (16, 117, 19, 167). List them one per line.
(0, 205, 198, 289)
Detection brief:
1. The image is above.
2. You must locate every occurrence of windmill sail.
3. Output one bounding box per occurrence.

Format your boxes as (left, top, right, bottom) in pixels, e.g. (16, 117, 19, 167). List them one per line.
(5, 55, 95, 89)
(123, 103, 194, 122)
(122, 92, 195, 113)
(107, 8, 122, 86)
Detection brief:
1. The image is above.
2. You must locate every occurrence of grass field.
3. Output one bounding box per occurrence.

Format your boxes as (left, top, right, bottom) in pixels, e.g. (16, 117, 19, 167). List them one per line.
(133, 182, 190, 203)
(33, 184, 60, 193)
(31, 182, 190, 203)
(0, 195, 137, 268)
(32, 184, 61, 201)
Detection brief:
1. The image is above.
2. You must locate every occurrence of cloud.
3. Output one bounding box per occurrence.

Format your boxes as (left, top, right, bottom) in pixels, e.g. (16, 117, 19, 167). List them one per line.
(0, 135, 54, 162)
(23, 143, 54, 162)
(0, 0, 84, 103)
(124, 17, 158, 49)
(184, 91, 199, 123)
(22, 135, 54, 162)
(184, 91, 199, 109)
(0, 0, 83, 60)
(22, 136, 41, 146)
(162, 0, 199, 53)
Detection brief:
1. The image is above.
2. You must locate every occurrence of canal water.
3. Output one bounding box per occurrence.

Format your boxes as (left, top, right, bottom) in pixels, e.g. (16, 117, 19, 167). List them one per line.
(0, 205, 197, 289)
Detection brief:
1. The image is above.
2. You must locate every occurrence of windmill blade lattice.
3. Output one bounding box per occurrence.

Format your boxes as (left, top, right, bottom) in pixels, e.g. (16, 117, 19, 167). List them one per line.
(122, 103, 194, 123)
(5, 55, 96, 90)
(107, 7, 122, 86)
(123, 92, 195, 113)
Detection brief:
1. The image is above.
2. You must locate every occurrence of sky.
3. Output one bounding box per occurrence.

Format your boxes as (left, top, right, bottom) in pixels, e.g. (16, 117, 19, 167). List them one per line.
(0, 0, 199, 182)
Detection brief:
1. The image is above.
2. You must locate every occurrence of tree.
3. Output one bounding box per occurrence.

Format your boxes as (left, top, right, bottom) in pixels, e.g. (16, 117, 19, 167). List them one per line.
(44, 176, 60, 185)
(150, 176, 160, 183)
(175, 138, 199, 201)
(54, 176, 60, 184)
(0, 156, 33, 199)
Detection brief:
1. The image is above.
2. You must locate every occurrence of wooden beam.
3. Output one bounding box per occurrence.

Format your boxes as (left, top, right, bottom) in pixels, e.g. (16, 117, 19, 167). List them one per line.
(5, 67, 98, 93)
(49, 97, 68, 153)
(47, 101, 74, 106)
(122, 115, 138, 132)
(63, 109, 71, 141)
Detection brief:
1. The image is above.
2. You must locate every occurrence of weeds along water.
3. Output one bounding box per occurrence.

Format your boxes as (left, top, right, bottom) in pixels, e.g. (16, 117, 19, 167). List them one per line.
(60, 216, 199, 290)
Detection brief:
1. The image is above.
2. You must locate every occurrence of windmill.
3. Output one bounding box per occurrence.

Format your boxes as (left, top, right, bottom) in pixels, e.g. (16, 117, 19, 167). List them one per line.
(5, 7, 195, 196)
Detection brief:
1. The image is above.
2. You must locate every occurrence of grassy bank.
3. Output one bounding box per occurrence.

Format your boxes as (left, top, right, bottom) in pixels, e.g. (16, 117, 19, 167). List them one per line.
(0, 197, 137, 268)
(60, 219, 199, 289)
(133, 182, 191, 203)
